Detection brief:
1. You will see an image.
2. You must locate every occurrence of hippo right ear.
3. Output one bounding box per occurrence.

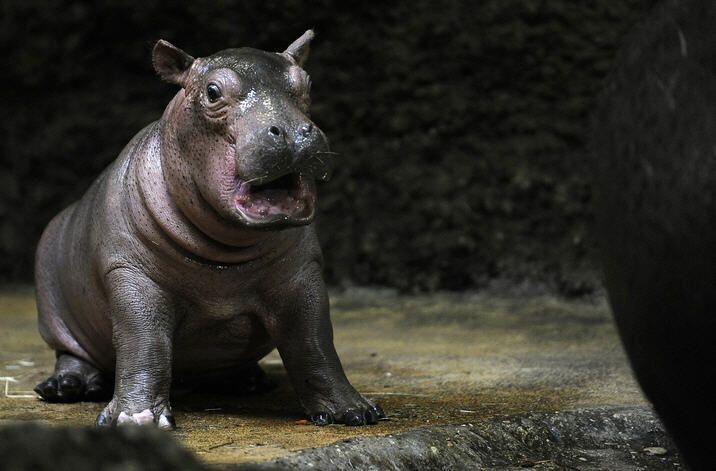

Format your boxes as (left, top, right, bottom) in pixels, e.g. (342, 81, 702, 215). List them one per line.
(152, 40, 195, 87)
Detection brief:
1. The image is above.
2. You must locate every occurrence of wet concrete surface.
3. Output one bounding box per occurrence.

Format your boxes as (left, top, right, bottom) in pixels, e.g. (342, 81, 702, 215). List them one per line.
(0, 286, 667, 467)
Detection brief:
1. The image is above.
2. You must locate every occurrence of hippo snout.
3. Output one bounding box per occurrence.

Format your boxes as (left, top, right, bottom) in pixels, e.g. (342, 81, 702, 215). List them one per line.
(230, 118, 331, 227)
(264, 121, 326, 163)
(299, 123, 313, 137)
(294, 121, 331, 178)
(265, 123, 313, 138)
(238, 119, 331, 183)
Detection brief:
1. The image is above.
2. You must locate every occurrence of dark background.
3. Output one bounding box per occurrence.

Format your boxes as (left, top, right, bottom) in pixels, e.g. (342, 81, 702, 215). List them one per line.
(0, 1, 652, 294)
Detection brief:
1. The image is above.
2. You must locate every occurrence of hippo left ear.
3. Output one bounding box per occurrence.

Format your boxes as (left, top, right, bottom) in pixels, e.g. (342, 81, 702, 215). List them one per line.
(284, 30, 314, 67)
(152, 40, 195, 87)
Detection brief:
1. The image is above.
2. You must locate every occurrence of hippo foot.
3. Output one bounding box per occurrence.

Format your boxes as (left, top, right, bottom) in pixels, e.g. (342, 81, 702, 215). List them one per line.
(34, 353, 112, 403)
(307, 395, 386, 426)
(96, 398, 175, 430)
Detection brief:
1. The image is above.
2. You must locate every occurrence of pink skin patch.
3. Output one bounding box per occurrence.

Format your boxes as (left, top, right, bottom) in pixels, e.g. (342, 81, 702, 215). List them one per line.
(234, 173, 316, 223)
(117, 409, 154, 426)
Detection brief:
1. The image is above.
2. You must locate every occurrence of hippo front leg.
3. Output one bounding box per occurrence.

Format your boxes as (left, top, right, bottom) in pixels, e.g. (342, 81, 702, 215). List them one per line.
(264, 264, 385, 426)
(96, 268, 176, 429)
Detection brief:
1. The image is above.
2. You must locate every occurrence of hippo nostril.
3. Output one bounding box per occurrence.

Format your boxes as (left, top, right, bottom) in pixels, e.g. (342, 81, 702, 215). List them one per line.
(299, 123, 313, 137)
(268, 126, 282, 137)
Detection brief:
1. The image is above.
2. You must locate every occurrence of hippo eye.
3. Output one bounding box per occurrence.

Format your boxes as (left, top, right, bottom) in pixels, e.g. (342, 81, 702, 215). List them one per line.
(207, 83, 222, 103)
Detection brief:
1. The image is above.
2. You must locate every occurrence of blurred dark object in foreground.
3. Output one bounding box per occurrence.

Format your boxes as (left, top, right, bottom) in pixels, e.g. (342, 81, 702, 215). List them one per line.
(0, 422, 204, 471)
(593, 0, 716, 468)
(0, 1, 652, 293)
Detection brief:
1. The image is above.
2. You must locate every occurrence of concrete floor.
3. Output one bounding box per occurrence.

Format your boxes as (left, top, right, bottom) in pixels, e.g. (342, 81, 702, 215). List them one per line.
(0, 286, 650, 467)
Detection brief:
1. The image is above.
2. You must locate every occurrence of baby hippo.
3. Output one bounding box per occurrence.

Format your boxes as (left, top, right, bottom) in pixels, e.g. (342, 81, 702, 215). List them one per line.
(33, 30, 384, 428)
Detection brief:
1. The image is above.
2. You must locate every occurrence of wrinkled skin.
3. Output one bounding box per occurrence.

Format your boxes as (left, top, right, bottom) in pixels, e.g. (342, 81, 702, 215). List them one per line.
(34, 31, 384, 428)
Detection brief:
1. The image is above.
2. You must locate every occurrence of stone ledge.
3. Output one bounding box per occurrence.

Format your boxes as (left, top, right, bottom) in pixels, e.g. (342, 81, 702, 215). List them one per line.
(235, 407, 682, 470)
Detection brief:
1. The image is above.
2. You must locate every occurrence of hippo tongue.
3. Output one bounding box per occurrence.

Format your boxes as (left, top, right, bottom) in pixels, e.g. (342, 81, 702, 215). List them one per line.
(259, 189, 290, 204)
(251, 174, 296, 201)
(235, 173, 315, 221)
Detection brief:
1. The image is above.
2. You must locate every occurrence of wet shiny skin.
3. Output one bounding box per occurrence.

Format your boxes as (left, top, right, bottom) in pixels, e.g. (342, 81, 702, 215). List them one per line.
(34, 31, 383, 428)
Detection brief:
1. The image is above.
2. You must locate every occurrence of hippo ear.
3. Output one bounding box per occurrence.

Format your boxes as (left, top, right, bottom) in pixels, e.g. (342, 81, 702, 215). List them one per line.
(284, 30, 314, 67)
(152, 40, 195, 87)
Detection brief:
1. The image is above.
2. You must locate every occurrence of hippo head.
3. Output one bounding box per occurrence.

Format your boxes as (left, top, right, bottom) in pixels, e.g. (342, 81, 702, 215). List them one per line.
(152, 31, 331, 231)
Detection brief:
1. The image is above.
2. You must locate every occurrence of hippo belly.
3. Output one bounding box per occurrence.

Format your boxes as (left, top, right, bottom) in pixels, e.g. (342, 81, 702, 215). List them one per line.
(172, 305, 275, 381)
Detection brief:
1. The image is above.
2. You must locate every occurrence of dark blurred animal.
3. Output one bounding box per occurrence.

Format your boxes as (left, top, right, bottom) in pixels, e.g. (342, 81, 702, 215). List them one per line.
(593, 1, 716, 469)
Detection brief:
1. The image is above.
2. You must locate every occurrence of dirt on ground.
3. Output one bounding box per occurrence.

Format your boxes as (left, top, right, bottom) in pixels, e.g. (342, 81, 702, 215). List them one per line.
(0, 286, 648, 466)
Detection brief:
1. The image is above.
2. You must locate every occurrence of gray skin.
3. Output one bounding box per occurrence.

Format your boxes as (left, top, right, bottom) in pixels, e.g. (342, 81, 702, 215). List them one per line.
(33, 31, 384, 428)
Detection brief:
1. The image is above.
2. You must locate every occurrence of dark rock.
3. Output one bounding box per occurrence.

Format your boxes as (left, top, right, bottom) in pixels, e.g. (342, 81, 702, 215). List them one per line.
(234, 407, 683, 470)
(0, 422, 205, 471)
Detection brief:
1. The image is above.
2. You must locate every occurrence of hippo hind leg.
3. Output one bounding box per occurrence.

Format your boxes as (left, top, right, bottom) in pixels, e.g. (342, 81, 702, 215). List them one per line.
(233, 362, 275, 394)
(35, 353, 112, 403)
(174, 362, 275, 395)
(218, 362, 276, 394)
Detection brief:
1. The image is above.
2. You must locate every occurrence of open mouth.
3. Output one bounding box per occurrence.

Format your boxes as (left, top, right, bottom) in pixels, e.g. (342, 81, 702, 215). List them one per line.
(234, 173, 316, 224)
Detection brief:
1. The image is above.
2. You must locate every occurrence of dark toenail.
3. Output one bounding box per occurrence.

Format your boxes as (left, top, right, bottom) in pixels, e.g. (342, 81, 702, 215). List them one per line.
(35, 378, 59, 399)
(59, 375, 82, 392)
(34, 384, 50, 398)
(164, 414, 177, 429)
(310, 412, 333, 426)
(96, 411, 109, 426)
(344, 409, 364, 426)
(46, 377, 59, 390)
(364, 408, 379, 424)
(372, 404, 386, 419)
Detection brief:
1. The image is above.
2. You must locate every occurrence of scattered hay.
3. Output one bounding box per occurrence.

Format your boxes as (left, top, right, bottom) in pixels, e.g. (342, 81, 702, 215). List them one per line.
(1, 376, 36, 399)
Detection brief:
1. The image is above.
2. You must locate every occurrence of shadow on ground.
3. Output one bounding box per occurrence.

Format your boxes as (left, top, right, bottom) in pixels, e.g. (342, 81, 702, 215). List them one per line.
(0, 287, 684, 468)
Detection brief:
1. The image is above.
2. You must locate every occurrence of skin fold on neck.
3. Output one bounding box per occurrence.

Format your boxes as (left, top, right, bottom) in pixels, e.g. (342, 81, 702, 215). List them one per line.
(127, 123, 296, 267)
